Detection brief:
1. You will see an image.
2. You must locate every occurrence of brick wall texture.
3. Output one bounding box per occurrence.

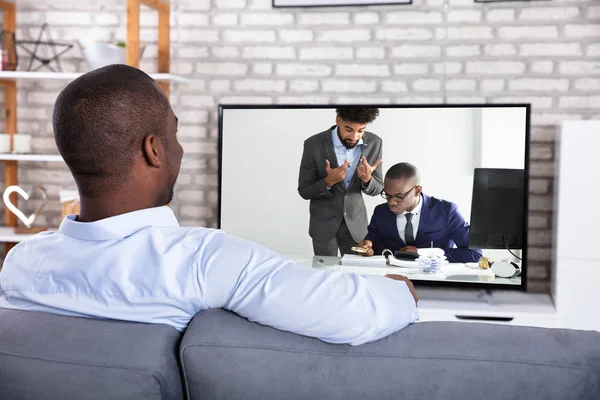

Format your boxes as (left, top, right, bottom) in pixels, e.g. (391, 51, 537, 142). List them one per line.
(2, 0, 599, 293)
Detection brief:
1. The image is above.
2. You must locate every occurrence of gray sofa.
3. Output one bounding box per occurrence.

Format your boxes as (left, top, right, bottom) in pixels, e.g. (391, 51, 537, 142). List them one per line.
(1, 308, 599, 400)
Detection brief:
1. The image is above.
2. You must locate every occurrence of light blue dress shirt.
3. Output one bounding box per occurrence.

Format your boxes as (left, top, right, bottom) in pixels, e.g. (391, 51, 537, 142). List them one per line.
(0, 206, 418, 346)
(331, 126, 363, 189)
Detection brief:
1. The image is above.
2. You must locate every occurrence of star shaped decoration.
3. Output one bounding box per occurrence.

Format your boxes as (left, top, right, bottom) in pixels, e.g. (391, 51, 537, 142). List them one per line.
(16, 23, 73, 72)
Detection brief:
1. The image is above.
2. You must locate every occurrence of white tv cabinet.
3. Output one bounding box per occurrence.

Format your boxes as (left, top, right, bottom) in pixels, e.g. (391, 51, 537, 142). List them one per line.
(552, 120, 600, 332)
(288, 255, 559, 329)
(415, 288, 557, 328)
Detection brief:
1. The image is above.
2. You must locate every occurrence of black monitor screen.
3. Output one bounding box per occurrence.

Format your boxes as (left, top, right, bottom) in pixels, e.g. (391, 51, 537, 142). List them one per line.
(469, 168, 525, 250)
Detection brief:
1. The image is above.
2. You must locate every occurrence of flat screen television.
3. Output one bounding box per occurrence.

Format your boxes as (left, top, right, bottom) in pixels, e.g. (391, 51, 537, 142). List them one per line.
(218, 104, 530, 291)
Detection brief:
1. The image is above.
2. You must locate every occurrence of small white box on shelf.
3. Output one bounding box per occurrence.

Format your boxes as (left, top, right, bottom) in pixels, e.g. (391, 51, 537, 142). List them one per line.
(0, 134, 10, 152)
(12, 134, 31, 153)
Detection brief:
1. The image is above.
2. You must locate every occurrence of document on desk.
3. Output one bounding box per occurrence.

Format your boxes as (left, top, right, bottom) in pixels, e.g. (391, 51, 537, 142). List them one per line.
(340, 255, 388, 267)
(388, 258, 420, 269)
(340, 255, 421, 270)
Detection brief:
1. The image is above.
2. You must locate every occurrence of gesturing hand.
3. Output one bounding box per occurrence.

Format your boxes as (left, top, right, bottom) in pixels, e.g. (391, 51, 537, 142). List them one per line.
(325, 160, 350, 187)
(357, 157, 382, 184)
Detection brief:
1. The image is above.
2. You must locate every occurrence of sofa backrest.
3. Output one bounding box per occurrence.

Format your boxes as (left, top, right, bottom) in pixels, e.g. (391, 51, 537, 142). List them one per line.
(180, 309, 600, 400)
(0, 308, 184, 400)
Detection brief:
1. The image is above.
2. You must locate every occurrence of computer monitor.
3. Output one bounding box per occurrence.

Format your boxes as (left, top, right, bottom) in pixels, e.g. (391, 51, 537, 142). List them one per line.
(469, 168, 526, 251)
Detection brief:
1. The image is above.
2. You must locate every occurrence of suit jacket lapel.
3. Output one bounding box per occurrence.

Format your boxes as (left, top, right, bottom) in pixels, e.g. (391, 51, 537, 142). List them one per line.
(322, 127, 347, 192)
(415, 193, 431, 243)
(384, 205, 404, 246)
(322, 127, 338, 169)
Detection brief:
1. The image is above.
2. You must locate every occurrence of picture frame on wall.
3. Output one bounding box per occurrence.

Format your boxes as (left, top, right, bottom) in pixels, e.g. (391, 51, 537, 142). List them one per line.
(474, 0, 550, 3)
(273, 0, 412, 7)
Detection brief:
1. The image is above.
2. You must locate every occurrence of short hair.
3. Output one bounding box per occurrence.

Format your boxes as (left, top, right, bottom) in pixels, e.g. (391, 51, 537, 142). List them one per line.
(385, 162, 420, 185)
(335, 107, 379, 125)
(53, 64, 169, 197)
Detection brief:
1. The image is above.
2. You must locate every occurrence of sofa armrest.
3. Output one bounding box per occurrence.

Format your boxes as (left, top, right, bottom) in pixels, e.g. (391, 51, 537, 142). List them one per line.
(0, 309, 184, 400)
(180, 309, 600, 400)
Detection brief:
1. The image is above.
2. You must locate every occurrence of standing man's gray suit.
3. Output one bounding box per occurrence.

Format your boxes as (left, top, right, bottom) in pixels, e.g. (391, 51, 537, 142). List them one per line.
(298, 126, 383, 256)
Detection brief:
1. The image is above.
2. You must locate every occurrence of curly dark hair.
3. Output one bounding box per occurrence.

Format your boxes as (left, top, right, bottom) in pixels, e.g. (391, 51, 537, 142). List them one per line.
(335, 107, 380, 125)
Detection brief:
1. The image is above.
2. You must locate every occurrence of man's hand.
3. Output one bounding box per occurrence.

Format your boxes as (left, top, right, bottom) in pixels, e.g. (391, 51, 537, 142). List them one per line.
(385, 274, 418, 304)
(357, 157, 382, 184)
(325, 160, 350, 187)
(400, 246, 418, 253)
(357, 239, 375, 257)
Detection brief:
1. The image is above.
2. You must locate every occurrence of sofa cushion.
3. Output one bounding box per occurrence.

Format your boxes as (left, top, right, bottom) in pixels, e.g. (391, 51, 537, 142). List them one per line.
(180, 309, 600, 400)
(0, 308, 184, 400)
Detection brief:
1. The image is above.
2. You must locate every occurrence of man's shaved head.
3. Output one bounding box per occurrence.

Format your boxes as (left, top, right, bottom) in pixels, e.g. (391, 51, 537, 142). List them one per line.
(53, 64, 171, 197)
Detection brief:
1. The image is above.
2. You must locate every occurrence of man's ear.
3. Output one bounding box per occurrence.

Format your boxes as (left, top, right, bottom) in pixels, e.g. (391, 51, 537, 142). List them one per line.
(414, 185, 423, 196)
(142, 134, 162, 168)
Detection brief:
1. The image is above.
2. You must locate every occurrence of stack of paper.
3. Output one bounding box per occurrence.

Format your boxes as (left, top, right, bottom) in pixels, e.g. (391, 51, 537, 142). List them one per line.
(340, 254, 388, 267)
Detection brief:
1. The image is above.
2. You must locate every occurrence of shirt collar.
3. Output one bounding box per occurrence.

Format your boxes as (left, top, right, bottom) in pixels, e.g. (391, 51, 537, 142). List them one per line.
(59, 206, 179, 241)
(402, 194, 423, 216)
(331, 126, 364, 149)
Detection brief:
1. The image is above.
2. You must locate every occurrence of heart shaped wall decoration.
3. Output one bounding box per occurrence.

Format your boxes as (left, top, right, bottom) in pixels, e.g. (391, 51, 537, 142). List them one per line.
(3, 185, 48, 228)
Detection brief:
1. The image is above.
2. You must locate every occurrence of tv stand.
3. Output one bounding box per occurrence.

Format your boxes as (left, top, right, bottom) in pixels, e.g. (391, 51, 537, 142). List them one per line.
(416, 287, 557, 328)
(475, 288, 495, 305)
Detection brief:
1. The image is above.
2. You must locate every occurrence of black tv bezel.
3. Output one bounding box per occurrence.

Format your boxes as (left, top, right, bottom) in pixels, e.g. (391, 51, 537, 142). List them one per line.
(217, 103, 531, 292)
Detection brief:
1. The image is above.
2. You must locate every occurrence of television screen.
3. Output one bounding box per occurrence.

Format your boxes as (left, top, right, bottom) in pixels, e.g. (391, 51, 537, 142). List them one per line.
(218, 104, 530, 290)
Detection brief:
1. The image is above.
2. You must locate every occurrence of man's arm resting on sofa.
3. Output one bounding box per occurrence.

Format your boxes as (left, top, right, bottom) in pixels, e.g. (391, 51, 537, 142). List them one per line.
(197, 231, 419, 346)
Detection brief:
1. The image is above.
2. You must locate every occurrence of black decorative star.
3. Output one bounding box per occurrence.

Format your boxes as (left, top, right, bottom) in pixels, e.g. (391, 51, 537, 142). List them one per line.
(16, 23, 73, 72)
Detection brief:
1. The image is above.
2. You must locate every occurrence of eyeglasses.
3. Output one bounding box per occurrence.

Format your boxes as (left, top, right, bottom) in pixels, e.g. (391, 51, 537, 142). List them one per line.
(380, 186, 416, 203)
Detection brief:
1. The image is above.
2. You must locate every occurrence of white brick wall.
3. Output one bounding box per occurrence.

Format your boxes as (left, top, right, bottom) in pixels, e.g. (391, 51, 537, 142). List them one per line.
(4, 0, 599, 293)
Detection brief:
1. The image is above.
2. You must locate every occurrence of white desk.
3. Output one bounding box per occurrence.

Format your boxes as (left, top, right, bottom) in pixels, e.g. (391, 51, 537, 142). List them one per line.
(285, 255, 557, 329)
(287, 255, 521, 286)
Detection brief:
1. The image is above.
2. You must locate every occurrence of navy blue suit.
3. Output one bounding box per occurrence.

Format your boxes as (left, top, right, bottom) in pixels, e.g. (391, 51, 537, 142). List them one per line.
(364, 193, 482, 263)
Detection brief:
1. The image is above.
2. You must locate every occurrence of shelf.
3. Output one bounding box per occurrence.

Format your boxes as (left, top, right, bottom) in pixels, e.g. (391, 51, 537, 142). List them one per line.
(0, 153, 63, 162)
(5, 1, 171, 11)
(0, 71, 189, 84)
(1, 0, 177, 251)
(0, 227, 55, 243)
(0, 153, 193, 164)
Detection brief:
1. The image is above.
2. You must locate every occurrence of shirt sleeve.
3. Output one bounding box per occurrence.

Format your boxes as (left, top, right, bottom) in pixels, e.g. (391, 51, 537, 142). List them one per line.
(196, 230, 419, 346)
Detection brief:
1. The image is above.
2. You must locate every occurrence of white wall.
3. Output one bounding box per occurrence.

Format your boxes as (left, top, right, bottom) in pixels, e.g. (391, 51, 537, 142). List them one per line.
(480, 107, 527, 170)
(220, 106, 527, 256)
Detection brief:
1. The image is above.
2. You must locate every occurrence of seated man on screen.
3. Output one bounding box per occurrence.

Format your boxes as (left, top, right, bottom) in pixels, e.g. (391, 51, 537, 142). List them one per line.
(298, 107, 383, 257)
(0, 64, 418, 347)
(358, 162, 482, 263)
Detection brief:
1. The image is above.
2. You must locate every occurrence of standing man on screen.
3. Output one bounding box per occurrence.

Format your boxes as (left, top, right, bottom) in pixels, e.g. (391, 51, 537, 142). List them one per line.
(357, 162, 482, 263)
(298, 107, 383, 257)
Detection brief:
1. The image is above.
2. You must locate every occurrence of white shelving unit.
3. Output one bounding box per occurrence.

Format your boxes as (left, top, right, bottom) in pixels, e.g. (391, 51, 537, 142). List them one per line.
(1, 0, 184, 249)
(0, 71, 189, 84)
(0, 153, 190, 164)
(0, 227, 55, 243)
(0, 154, 64, 162)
